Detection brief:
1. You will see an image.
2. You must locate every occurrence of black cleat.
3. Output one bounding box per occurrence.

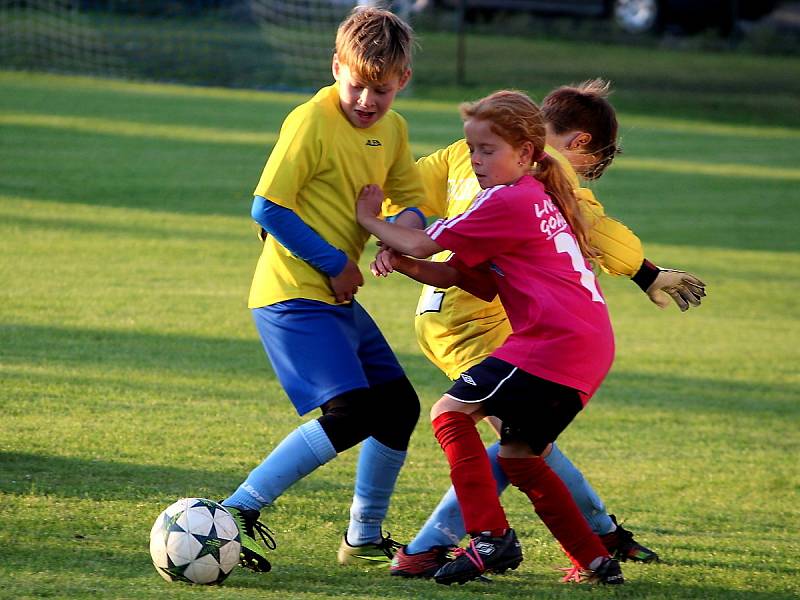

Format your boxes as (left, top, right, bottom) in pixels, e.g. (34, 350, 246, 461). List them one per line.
(581, 556, 625, 584)
(223, 505, 276, 573)
(433, 529, 522, 585)
(602, 515, 659, 563)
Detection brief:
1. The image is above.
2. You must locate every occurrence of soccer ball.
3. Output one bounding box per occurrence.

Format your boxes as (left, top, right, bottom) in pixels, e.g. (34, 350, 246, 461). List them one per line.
(149, 497, 241, 585)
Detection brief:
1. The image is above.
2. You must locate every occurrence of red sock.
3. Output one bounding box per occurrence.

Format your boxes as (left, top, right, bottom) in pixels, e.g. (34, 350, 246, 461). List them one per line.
(432, 411, 508, 536)
(498, 456, 608, 568)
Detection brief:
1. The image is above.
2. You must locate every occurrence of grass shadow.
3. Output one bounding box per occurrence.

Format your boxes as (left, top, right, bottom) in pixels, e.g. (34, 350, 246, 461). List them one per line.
(3, 323, 797, 418)
(0, 451, 355, 503)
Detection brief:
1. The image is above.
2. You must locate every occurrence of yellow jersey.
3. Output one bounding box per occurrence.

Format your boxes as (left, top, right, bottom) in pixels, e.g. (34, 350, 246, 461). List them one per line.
(412, 138, 644, 379)
(249, 83, 425, 308)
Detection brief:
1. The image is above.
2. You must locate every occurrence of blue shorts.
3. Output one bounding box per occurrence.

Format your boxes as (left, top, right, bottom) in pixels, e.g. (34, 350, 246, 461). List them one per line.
(252, 299, 406, 416)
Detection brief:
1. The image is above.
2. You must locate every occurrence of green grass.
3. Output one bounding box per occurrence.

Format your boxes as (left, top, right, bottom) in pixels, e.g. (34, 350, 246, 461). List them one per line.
(1, 62, 799, 599)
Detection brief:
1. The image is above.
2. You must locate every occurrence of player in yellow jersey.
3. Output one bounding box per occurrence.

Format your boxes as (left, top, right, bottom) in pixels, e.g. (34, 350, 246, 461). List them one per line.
(387, 80, 706, 580)
(219, 7, 431, 573)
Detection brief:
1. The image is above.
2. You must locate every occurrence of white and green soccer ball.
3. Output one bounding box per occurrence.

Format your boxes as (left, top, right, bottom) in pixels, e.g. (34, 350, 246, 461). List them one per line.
(149, 497, 241, 585)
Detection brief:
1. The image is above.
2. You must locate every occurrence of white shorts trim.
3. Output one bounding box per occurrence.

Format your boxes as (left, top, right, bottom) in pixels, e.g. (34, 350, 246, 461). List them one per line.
(444, 367, 518, 404)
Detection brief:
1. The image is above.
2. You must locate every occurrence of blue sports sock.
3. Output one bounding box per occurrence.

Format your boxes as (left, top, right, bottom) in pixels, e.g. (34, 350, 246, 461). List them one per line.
(406, 441, 509, 554)
(545, 442, 615, 535)
(224, 420, 337, 512)
(346, 437, 407, 546)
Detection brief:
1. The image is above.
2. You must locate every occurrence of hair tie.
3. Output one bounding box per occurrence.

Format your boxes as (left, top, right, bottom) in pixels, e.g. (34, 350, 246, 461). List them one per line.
(535, 151, 548, 163)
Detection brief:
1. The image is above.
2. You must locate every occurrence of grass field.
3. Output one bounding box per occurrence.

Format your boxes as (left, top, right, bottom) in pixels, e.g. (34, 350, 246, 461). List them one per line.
(1, 44, 799, 600)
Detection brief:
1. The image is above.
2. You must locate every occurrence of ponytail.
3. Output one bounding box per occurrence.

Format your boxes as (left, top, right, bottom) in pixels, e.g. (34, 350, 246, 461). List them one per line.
(535, 155, 597, 258)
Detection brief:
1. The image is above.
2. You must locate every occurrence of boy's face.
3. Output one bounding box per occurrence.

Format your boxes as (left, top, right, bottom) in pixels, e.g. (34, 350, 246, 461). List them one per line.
(464, 118, 532, 189)
(545, 123, 595, 176)
(332, 56, 410, 129)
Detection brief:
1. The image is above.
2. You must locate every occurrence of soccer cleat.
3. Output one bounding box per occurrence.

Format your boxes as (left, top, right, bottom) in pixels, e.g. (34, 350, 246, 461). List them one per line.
(223, 505, 276, 573)
(433, 528, 522, 585)
(390, 545, 453, 578)
(578, 557, 625, 584)
(337, 532, 403, 565)
(601, 515, 660, 563)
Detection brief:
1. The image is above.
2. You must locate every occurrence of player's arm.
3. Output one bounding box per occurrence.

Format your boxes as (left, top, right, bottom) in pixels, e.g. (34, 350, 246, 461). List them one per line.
(251, 196, 362, 303)
(357, 186, 442, 259)
(383, 254, 460, 288)
(387, 207, 426, 228)
(580, 190, 706, 311)
(372, 250, 497, 303)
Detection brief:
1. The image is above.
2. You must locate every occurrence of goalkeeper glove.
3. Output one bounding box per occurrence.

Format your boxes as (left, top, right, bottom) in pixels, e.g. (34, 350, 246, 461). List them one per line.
(632, 259, 706, 312)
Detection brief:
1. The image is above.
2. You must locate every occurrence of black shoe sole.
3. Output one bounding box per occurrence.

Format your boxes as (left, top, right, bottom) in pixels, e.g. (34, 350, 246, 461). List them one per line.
(239, 553, 272, 573)
(390, 570, 438, 579)
(434, 557, 522, 585)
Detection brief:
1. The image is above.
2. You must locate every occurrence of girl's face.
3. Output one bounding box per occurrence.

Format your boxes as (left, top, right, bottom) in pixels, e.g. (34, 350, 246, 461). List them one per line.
(464, 118, 533, 189)
(333, 57, 410, 129)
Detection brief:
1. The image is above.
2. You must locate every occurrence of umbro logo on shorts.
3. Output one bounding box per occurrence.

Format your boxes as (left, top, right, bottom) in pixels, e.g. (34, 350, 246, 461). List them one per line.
(365, 139, 382, 146)
(460, 374, 477, 386)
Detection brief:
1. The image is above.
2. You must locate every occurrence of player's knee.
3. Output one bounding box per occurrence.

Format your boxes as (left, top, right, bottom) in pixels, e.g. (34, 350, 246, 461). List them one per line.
(498, 438, 538, 458)
(369, 376, 420, 450)
(430, 397, 447, 422)
(430, 394, 466, 422)
(317, 388, 372, 453)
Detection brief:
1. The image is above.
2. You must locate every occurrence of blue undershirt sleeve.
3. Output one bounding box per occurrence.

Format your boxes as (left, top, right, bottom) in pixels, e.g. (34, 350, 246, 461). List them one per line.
(251, 195, 348, 277)
(386, 206, 426, 228)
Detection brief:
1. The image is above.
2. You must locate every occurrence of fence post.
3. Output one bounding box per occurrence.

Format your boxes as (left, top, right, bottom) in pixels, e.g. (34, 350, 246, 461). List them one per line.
(456, 0, 466, 85)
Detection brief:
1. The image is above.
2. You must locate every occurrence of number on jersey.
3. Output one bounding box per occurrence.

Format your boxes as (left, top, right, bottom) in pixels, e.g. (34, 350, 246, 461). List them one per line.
(554, 232, 604, 303)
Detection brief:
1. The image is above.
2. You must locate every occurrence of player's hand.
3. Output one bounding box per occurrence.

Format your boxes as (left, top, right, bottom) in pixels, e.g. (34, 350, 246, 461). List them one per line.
(330, 258, 364, 303)
(646, 269, 706, 311)
(251, 221, 268, 242)
(370, 247, 400, 277)
(356, 184, 384, 225)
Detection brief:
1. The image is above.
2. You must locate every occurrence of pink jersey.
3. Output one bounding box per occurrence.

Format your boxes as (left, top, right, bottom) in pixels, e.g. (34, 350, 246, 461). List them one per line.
(426, 174, 614, 401)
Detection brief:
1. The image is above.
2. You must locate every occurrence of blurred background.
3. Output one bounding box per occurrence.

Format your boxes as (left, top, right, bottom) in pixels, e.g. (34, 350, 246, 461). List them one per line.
(2, 3, 799, 598)
(1, 0, 798, 93)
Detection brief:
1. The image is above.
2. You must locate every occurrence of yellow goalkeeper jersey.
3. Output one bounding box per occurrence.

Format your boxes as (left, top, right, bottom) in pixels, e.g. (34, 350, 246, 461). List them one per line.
(412, 138, 644, 379)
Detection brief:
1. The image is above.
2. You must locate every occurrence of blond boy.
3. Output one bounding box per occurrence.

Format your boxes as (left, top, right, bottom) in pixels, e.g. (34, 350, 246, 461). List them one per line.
(220, 8, 428, 571)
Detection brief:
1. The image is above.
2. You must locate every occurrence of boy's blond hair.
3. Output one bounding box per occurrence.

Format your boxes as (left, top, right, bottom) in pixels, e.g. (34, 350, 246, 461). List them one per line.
(335, 7, 414, 83)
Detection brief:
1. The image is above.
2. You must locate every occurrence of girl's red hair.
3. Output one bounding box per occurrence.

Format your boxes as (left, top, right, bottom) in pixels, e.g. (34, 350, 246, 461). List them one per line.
(460, 90, 596, 258)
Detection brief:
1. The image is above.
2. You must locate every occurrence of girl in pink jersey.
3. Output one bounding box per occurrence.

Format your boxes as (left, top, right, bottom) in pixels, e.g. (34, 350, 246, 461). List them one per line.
(355, 90, 623, 586)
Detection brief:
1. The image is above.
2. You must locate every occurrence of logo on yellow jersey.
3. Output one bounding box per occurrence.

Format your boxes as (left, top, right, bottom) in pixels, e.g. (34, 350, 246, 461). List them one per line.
(365, 139, 382, 147)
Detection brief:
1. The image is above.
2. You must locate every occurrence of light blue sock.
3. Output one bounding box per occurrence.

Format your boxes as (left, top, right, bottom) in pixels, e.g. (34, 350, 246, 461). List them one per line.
(224, 420, 337, 512)
(346, 437, 407, 546)
(406, 441, 509, 554)
(545, 442, 615, 535)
